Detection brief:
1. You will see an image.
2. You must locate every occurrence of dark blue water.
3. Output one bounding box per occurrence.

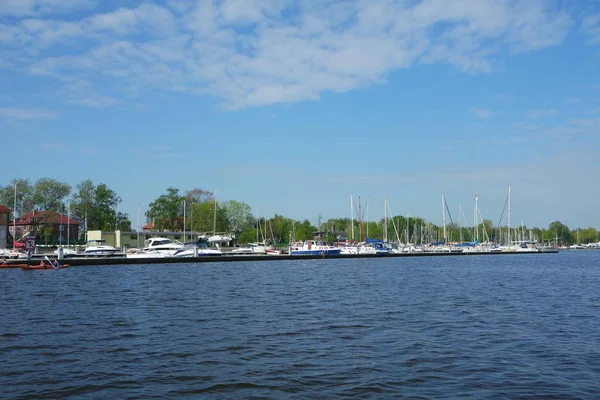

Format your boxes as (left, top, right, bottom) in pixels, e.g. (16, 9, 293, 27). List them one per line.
(1, 251, 599, 399)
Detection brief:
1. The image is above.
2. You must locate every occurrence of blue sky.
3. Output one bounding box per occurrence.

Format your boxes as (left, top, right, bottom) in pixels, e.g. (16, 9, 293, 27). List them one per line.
(1, 0, 599, 230)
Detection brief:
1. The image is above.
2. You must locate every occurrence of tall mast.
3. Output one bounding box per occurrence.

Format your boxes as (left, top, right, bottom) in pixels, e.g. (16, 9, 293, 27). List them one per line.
(12, 182, 16, 251)
(67, 200, 70, 247)
(350, 195, 354, 242)
(406, 212, 409, 244)
(508, 185, 511, 244)
(442, 193, 447, 242)
(383, 198, 388, 243)
(474, 193, 479, 242)
(213, 190, 217, 234)
(358, 197, 363, 242)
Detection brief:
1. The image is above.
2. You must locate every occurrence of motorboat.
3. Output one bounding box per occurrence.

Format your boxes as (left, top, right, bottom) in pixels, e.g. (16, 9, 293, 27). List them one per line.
(208, 233, 233, 245)
(289, 240, 341, 256)
(172, 240, 222, 257)
(83, 240, 117, 256)
(126, 237, 184, 258)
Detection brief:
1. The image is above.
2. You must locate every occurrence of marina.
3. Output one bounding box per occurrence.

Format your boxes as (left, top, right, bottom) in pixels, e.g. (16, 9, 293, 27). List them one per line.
(2, 246, 559, 267)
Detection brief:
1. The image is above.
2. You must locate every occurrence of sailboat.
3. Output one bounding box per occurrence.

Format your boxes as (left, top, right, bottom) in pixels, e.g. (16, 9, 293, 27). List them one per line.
(208, 192, 232, 245)
(569, 228, 584, 249)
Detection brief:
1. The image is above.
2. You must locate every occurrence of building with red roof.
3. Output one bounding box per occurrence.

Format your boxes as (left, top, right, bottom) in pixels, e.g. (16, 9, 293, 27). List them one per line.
(9, 209, 80, 244)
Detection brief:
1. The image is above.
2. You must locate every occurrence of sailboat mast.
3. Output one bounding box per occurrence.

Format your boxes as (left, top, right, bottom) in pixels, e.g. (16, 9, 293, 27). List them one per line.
(67, 200, 70, 247)
(12, 182, 16, 251)
(350, 196, 354, 242)
(383, 198, 388, 243)
(358, 197, 363, 242)
(213, 190, 217, 234)
(508, 185, 511, 244)
(442, 193, 447, 242)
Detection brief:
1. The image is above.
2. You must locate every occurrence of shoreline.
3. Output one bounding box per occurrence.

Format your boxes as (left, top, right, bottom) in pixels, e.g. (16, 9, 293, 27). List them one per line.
(3, 249, 559, 267)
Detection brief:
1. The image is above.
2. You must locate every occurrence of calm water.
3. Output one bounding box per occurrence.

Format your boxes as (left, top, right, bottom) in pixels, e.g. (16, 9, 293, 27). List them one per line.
(1, 251, 599, 399)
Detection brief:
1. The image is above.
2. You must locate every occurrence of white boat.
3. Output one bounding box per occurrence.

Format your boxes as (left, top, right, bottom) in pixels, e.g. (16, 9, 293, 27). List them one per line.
(289, 240, 341, 256)
(0, 248, 20, 258)
(230, 243, 268, 255)
(208, 233, 233, 244)
(172, 240, 222, 257)
(126, 237, 184, 258)
(84, 240, 117, 256)
(230, 244, 254, 255)
(54, 247, 78, 256)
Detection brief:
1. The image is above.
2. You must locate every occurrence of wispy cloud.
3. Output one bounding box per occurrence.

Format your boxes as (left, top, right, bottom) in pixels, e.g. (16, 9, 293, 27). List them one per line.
(41, 143, 67, 150)
(471, 108, 493, 118)
(526, 109, 559, 119)
(1, 0, 574, 109)
(0, 107, 56, 119)
(0, 0, 96, 17)
(582, 14, 600, 45)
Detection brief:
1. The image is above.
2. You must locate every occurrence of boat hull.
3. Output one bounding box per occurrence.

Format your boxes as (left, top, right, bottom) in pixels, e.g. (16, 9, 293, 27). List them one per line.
(21, 264, 70, 270)
(290, 249, 341, 256)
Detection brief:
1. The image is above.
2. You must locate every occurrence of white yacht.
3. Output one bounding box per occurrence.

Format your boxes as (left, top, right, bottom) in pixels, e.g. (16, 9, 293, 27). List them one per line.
(172, 240, 222, 257)
(84, 239, 117, 256)
(126, 237, 184, 258)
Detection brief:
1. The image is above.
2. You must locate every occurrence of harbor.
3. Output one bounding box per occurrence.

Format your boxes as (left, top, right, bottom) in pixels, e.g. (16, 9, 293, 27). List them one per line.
(2, 246, 559, 268)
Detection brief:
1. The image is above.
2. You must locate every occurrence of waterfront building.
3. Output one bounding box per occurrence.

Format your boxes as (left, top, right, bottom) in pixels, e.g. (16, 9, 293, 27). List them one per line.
(0, 205, 10, 249)
(9, 210, 79, 244)
(87, 229, 200, 250)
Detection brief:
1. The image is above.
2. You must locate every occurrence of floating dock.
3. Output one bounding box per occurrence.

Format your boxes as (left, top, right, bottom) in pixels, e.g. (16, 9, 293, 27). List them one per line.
(2, 249, 559, 267)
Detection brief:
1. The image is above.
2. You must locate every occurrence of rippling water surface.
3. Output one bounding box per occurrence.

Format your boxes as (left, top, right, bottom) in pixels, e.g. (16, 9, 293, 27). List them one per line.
(1, 251, 600, 399)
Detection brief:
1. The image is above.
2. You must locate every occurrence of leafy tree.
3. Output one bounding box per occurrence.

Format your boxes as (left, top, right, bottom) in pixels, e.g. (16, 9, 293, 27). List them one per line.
(222, 200, 253, 235)
(146, 187, 184, 231)
(293, 219, 317, 241)
(0, 178, 34, 215)
(185, 188, 214, 204)
(71, 180, 127, 234)
(71, 180, 95, 232)
(32, 178, 71, 211)
(548, 221, 571, 245)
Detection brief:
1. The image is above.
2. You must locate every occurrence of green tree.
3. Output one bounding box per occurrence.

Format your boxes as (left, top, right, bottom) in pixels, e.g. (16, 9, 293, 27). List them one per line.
(222, 200, 253, 235)
(32, 178, 71, 211)
(0, 178, 34, 215)
(293, 219, 316, 241)
(548, 221, 571, 245)
(71, 180, 97, 233)
(146, 187, 184, 231)
(71, 180, 127, 234)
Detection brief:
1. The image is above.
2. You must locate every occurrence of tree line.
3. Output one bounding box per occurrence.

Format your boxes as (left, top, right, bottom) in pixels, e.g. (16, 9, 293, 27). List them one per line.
(1, 178, 598, 246)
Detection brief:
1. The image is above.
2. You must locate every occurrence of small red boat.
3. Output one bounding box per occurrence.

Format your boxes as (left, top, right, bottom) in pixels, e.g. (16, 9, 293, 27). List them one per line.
(1, 263, 29, 269)
(20, 264, 70, 270)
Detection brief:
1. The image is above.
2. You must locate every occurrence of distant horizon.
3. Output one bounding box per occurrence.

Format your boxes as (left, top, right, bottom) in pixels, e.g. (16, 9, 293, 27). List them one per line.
(1, 1, 599, 231)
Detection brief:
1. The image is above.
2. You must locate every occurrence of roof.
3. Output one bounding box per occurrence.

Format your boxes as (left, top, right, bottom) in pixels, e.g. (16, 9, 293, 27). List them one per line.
(142, 222, 154, 229)
(0, 205, 11, 213)
(10, 210, 79, 226)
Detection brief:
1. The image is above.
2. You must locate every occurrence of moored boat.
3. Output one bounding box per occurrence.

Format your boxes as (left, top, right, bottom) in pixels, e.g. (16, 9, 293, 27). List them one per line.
(84, 240, 117, 256)
(289, 240, 341, 256)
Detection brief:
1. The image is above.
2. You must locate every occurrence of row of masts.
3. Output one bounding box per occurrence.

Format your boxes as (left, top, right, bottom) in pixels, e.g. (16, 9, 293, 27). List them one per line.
(349, 185, 531, 245)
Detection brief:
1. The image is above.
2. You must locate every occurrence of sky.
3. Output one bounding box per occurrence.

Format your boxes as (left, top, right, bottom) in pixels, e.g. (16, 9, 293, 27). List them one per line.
(1, 0, 599, 231)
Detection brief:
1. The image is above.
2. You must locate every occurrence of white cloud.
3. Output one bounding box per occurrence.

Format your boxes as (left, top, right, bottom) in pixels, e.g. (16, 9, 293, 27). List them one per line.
(0, 107, 56, 119)
(1, 0, 574, 109)
(471, 108, 493, 118)
(0, 0, 96, 17)
(582, 14, 600, 45)
(527, 109, 559, 119)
